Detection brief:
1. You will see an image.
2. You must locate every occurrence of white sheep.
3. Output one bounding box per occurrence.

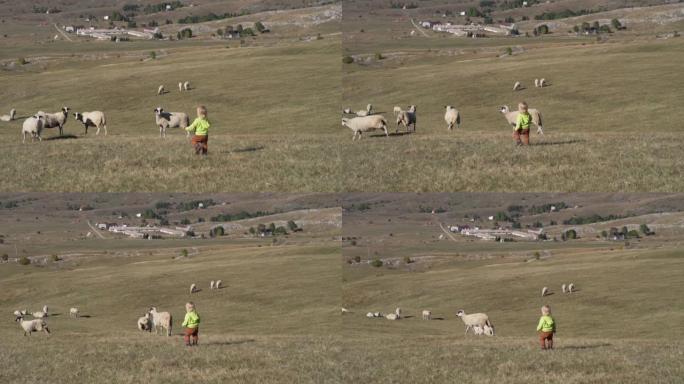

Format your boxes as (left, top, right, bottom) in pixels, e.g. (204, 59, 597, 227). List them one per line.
(22, 114, 46, 143)
(42, 305, 48, 314)
(473, 325, 484, 335)
(534, 79, 539, 88)
(137, 313, 152, 332)
(210, 280, 215, 290)
(148, 307, 172, 336)
(69, 307, 79, 318)
(16, 317, 50, 336)
(542, 286, 549, 297)
(539, 78, 546, 87)
(74, 111, 107, 136)
(385, 307, 402, 320)
(422, 310, 432, 320)
(513, 81, 522, 91)
(395, 105, 417, 133)
(562, 284, 566, 293)
(178, 82, 183, 92)
(366, 312, 374, 318)
(456, 309, 492, 335)
(32, 311, 47, 319)
(183, 81, 191, 91)
(483, 324, 495, 336)
(499, 105, 544, 135)
(0, 108, 16, 122)
(342, 115, 389, 140)
(190, 283, 197, 294)
(342, 108, 352, 114)
(568, 283, 575, 293)
(355, 104, 373, 117)
(37, 107, 70, 136)
(215, 280, 222, 289)
(157, 85, 165, 95)
(392, 106, 402, 116)
(154, 107, 190, 138)
(341, 308, 349, 314)
(444, 105, 461, 130)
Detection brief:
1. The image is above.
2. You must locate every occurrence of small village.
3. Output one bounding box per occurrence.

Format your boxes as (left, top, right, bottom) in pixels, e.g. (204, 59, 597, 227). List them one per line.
(448, 224, 543, 241)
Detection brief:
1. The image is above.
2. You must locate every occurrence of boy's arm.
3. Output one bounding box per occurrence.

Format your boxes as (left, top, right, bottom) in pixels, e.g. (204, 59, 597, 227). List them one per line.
(181, 313, 189, 327)
(515, 114, 522, 130)
(536, 317, 544, 331)
(185, 119, 198, 132)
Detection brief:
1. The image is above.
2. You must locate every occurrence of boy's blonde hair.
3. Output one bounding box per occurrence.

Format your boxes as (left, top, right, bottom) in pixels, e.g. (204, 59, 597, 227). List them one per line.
(197, 105, 207, 119)
(541, 305, 551, 315)
(186, 302, 195, 311)
(518, 102, 528, 112)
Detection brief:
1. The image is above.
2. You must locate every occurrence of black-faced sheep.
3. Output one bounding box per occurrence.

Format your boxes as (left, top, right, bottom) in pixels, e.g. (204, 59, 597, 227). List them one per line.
(37, 107, 70, 136)
(0, 108, 16, 122)
(444, 105, 461, 130)
(74, 111, 107, 136)
(154, 107, 190, 138)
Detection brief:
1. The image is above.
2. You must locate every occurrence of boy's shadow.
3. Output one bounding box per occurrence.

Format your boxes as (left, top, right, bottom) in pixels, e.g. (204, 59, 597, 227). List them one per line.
(533, 139, 584, 147)
(232, 145, 265, 153)
(560, 343, 611, 350)
(205, 339, 256, 346)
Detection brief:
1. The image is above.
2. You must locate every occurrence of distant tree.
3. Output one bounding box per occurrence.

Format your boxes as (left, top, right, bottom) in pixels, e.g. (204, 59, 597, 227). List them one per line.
(242, 27, 255, 36)
(1, 253, 8, 261)
(268, 223, 276, 234)
(505, 46, 513, 55)
(149, 51, 156, 60)
(180, 218, 190, 225)
(581, 22, 591, 31)
(236, 24, 243, 33)
(640, 224, 652, 235)
(601, 230, 608, 238)
(254, 21, 266, 33)
(210, 226, 224, 237)
(565, 229, 577, 240)
(342, 55, 354, 64)
(370, 259, 383, 268)
(180, 249, 188, 257)
(611, 18, 622, 30)
(627, 230, 640, 239)
(287, 220, 299, 232)
(19, 256, 30, 265)
(249, 226, 256, 235)
(536, 24, 549, 34)
(353, 255, 361, 263)
(216, 28, 224, 36)
(573, 25, 580, 33)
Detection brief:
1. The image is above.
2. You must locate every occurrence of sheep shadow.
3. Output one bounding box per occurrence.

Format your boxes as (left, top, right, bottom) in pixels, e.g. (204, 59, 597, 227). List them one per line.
(542, 292, 555, 297)
(232, 145, 265, 153)
(369, 131, 413, 138)
(192, 288, 203, 293)
(431, 317, 446, 321)
(560, 343, 611, 350)
(533, 139, 584, 147)
(45, 134, 78, 141)
(205, 339, 256, 346)
(79, 315, 93, 318)
(403, 315, 415, 319)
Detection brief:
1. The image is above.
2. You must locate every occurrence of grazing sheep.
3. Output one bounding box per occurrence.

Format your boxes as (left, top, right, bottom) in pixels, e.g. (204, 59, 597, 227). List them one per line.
(137, 313, 152, 332)
(0, 108, 16, 122)
(37, 107, 70, 136)
(69, 307, 79, 318)
(157, 85, 165, 95)
(32, 311, 47, 319)
(499, 105, 544, 135)
(355, 104, 373, 117)
(183, 81, 190, 91)
(342, 115, 389, 140)
(74, 111, 107, 136)
(539, 78, 546, 87)
(42, 305, 48, 314)
(215, 280, 222, 289)
(148, 307, 172, 336)
(562, 284, 566, 293)
(542, 286, 549, 297)
(385, 313, 400, 320)
(22, 114, 46, 143)
(422, 310, 432, 320)
(456, 310, 492, 335)
(483, 324, 495, 336)
(190, 283, 197, 294)
(210, 280, 215, 290)
(16, 317, 50, 336)
(395, 105, 417, 133)
(513, 81, 522, 91)
(341, 308, 349, 314)
(154, 107, 190, 138)
(366, 312, 374, 318)
(534, 79, 539, 88)
(568, 283, 575, 293)
(444, 105, 461, 130)
(178, 82, 183, 92)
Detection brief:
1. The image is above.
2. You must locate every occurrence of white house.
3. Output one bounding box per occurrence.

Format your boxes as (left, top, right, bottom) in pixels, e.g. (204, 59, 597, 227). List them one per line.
(103, 15, 110, 21)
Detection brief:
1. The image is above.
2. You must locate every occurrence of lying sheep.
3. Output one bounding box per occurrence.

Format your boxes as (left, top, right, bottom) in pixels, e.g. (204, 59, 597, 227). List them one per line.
(341, 308, 350, 314)
(74, 111, 107, 136)
(183, 81, 191, 91)
(457, 309, 493, 335)
(342, 115, 389, 140)
(37, 107, 70, 136)
(395, 105, 417, 133)
(473, 325, 484, 335)
(366, 312, 384, 318)
(148, 307, 172, 336)
(190, 283, 197, 294)
(342, 108, 352, 114)
(385, 307, 402, 320)
(355, 104, 373, 117)
(69, 307, 79, 318)
(137, 313, 152, 332)
(483, 324, 495, 336)
(513, 81, 522, 91)
(157, 85, 165, 95)
(16, 316, 50, 336)
(422, 310, 432, 320)
(444, 105, 461, 130)
(22, 114, 46, 143)
(215, 280, 222, 289)
(154, 107, 190, 138)
(0, 108, 16, 122)
(542, 286, 549, 297)
(500, 105, 544, 135)
(32, 311, 47, 319)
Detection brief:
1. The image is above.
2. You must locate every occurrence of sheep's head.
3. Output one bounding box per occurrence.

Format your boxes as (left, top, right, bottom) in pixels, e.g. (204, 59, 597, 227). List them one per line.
(341, 118, 349, 127)
(456, 310, 465, 317)
(408, 105, 416, 112)
(444, 105, 453, 111)
(62, 106, 70, 114)
(499, 106, 510, 113)
(342, 108, 351, 114)
(366, 104, 372, 112)
(73, 112, 83, 122)
(154, 107, 164, 115)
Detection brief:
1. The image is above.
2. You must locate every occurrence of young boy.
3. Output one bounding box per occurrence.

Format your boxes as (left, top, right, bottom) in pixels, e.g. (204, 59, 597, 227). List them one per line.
(182, 302, 201, 346)
(185, 106, 211, 155)
(514, 102, 532, 146)
(537, 305, 556, 350)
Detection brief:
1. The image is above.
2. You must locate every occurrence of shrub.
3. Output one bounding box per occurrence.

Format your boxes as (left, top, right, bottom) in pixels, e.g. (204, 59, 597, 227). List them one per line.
(18, 57, 28, 65)
(640, 224, 653, 236)
(370, 259, 383, 268)
(1, 253, 8, 261)
(534, 251, 541, 260)
(210, 226, 225, 237)
(180, 249, 188, 257)
(375, 52, 384, 60)
(350, 240, 357, 246)
(180, 218, 191, 225)
(343, 55, 354, 64)
(51, 254, 61, 262)
(19, 256, 30, 265)
(353, 255, 361, 263)
(403, 256, 414, 264)
(505, 47, 512, 56)
(255, 21, 266, 33)
(565, 229, 577, 240)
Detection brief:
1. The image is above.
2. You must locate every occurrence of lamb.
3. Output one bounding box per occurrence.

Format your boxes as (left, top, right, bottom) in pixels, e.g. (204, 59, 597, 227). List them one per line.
(444, 105, 461, 130)
(568, 283, 575, 293)
(562, 284, 566, 293)
(513, 81, 522, 91)
(157, 85, 165, 95)
(0, 108, 16, 122)
(16, 316, 50, 336)
(74, 111, 107, 136)
(395, 105, 417, 133)
(483, 324, 495, 336)
(422, 310, 432, 320)
(393, 106, 402, 116)
(148, 307, 172, 336)
(210, 280, 215, 290)
(355, 104, 373, 117)
(69, 307, 79, 318)
(37, 107, 70, 136)
(178, 82, 183, 92)
(473, 325, 484, 335)
(534, 79, 539, 88)
(154, 107, 190, 138)
(342, 115, 389, 140)
(22, 114, 46, 143)
(341, 308, 350, 314)
(42, 305, 48, 314)
(541, 286, 549, 297)
(456, 309, 492, 335)
(215, 280, 222, 289)
(539, 78, 546, 87)
(183, 81, 191, 91)
(137, 313, 152, 332)
(190, 283, 197, 294)
(499, 105, 544, 135)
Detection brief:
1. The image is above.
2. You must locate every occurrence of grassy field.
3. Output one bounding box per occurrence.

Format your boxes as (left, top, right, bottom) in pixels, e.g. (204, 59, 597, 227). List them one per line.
(0, 193, 342, 383)
(0, 5, 342, 192)
(341, 193, 684, 383)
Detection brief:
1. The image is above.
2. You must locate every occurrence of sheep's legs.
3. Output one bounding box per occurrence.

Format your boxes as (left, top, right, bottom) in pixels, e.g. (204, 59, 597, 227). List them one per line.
(537, 126, 544, 135)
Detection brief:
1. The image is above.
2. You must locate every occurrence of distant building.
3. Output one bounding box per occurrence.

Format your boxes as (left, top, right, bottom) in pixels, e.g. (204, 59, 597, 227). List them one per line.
(64, 26, 75, 33)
